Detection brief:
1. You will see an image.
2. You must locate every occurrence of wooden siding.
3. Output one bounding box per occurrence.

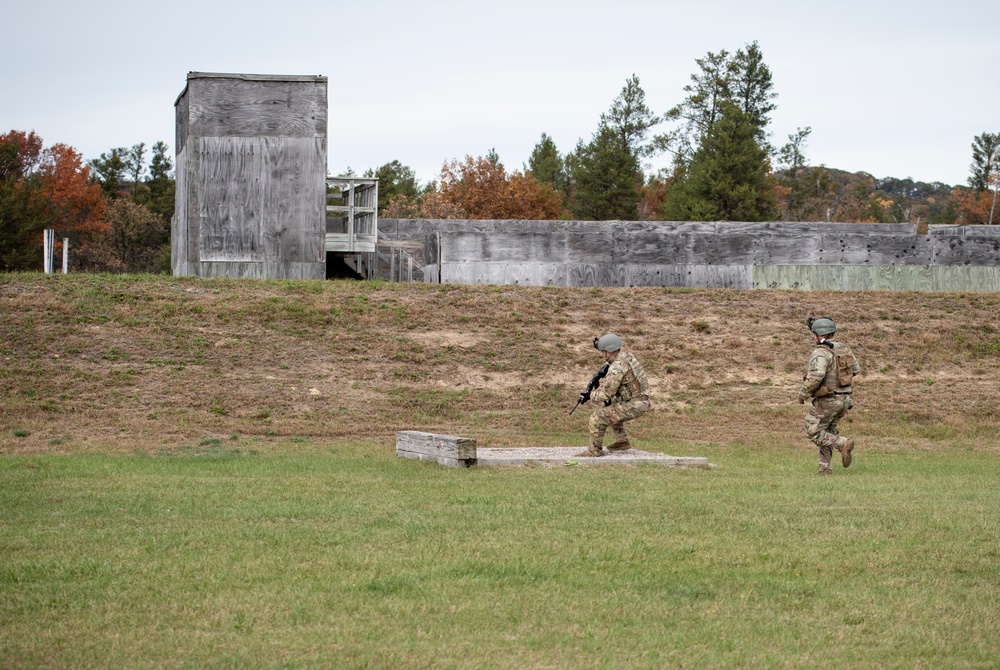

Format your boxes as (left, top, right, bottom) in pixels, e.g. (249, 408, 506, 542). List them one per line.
(440, 262, 753, 288)
(754, 264, 1000, 292)
(173, 261, 324, 280)
(171, 142, 190, 274)
(173, 72, 327, 280)
(193, 136, 325, 263)
(182, 73, 327, 139)
(377, 219, 1000, 291)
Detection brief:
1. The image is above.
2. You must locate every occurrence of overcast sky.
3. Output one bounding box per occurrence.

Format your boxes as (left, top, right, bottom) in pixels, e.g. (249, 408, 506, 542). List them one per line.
(3, 0, 997, 189)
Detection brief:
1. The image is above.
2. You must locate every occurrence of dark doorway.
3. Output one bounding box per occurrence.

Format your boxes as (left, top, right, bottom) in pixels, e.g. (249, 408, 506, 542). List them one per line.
(325, 253, 363, 279)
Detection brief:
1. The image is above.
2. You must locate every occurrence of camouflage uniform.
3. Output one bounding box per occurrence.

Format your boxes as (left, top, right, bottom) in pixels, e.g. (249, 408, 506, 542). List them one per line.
(799, 340, 860, 473)
(585, 348, 651, 456)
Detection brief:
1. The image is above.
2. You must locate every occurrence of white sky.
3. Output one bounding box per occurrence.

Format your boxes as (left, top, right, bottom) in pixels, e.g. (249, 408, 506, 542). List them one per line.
(3, 0, 997, 189)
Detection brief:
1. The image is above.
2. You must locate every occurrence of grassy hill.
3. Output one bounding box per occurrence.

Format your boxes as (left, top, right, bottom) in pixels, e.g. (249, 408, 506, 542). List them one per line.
(3, 272, 1000, 668)
(2, 272, 999, 455)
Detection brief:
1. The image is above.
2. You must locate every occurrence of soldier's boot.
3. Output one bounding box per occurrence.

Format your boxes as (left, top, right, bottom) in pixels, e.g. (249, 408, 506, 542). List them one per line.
(818, 452, 833, 475)
(575, 447, 605, 458)
(575, 437, 605, 458)
(838, 438, 854, 468)
(607, 439, 632, 452)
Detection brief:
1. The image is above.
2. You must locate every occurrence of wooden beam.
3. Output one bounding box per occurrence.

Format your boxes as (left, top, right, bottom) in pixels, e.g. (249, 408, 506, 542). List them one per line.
(376, 240, 424, 250)
(396, 430, 477, 467)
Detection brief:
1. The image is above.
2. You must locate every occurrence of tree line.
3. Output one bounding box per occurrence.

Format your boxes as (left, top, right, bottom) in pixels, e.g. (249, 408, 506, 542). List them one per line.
(1, 134, 174, 272)
(369, 43, 999, 229)
(2, 41, 998, 273)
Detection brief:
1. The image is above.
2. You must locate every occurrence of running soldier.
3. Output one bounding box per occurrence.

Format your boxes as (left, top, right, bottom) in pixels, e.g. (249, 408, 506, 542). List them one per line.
(798, 317, 861, 475)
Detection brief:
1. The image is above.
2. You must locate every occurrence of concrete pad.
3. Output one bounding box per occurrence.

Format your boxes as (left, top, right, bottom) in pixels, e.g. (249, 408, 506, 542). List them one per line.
(475, 446, 714, 468)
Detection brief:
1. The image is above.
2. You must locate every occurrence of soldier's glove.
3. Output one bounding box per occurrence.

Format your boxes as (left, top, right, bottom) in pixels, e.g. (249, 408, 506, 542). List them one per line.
(797, 392, 808, 404)
(579, 391, 591, 404)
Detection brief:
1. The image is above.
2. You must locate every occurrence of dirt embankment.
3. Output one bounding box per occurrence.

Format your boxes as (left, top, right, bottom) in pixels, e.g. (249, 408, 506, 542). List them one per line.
(2, 275, 998, 454)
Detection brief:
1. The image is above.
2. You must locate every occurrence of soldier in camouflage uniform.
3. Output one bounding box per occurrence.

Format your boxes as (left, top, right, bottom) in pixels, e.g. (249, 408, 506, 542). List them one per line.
(576, 333, 652, 457)
(798, 317, 861, 475)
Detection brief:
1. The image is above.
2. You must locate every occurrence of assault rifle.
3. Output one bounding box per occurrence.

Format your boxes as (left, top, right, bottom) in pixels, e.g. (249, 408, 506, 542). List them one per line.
(569, 362, 610, 415)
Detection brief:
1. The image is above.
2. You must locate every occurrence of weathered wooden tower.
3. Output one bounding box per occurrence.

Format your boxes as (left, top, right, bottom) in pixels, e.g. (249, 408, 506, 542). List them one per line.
(172, 72, 328, 279)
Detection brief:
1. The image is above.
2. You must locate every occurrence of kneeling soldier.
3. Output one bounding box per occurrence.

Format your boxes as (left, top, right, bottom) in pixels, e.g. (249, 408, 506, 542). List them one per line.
(577, 333, 651, 457)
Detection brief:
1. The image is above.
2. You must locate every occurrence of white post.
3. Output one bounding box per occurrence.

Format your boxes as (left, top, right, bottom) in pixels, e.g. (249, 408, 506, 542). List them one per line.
(347, 181, 356, 248)
(62, 238, 69, 274)
(43, 229, 54, 274)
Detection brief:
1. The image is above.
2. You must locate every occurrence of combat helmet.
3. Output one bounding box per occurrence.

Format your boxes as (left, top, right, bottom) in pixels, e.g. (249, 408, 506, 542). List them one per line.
(808, 317, 837, 336)
(594, 333, 623, 352)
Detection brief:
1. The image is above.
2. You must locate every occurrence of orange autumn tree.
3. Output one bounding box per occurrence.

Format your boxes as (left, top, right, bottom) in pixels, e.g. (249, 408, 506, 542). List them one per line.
(40, 143, 108, 259)
(952, 186, 999, 225)
(436, 152, 565, 220)
(0, 131, 107, 270)
(954, 131, 1000, 224)
(1, 131, 48, 269)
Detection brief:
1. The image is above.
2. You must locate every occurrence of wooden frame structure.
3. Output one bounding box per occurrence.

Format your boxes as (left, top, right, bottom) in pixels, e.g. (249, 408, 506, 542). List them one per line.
(325, 177, 378, 278)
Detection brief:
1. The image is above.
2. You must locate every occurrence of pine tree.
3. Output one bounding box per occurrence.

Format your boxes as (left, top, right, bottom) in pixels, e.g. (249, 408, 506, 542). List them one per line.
(658, 43, 777, 165)
(731, 41, 777, 150)
(568, 124, 642, 221)
(88, 148, 129, 199)
(126, 142, 147, 197)
(146, 141, 175, 223)
(600, 74, 659, 159)
(527, 133, 566, 193)
(952, 132, 1000, 224)
(365, 160, 420, 213)
(659, 49, 733, 164)
(663, 104, 777, 222)
(775, 127, 813, 219)
(968, 132, 999, 192)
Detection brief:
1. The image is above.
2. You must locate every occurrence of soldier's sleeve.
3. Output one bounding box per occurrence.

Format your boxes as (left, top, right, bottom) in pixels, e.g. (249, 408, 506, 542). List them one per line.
(798, 350, 829, 397)
(592, 360, 626, 404)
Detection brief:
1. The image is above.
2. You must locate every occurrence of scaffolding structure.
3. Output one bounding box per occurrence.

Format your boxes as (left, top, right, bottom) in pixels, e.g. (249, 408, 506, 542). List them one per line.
(325, 176, 378, 278)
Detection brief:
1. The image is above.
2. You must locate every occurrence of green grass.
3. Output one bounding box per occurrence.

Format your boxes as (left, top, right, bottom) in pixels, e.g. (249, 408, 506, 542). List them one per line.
(3, 445, 999, 669)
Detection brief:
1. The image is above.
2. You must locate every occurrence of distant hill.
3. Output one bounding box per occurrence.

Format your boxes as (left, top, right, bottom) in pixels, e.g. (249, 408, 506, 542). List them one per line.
(773, 166, 961, 224)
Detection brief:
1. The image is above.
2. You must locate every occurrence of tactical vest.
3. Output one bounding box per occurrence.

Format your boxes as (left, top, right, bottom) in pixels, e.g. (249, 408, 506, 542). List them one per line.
(819, 341, 856, 393)
(616, 351, 649, 402)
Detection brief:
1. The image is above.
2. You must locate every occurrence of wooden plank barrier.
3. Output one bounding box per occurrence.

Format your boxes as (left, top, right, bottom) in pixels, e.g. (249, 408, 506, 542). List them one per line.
(376, 219, 1000, 291)
(396, 430, 477, 467)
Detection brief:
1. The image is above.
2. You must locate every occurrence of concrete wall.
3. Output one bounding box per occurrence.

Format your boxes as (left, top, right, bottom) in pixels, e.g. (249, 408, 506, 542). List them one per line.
(377, 219, 1000, 291)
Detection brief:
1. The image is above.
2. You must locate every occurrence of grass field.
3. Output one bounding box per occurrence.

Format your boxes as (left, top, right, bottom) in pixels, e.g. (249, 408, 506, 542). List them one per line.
(2, 273, 1000, 668)
(3, 447, 999, 668)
